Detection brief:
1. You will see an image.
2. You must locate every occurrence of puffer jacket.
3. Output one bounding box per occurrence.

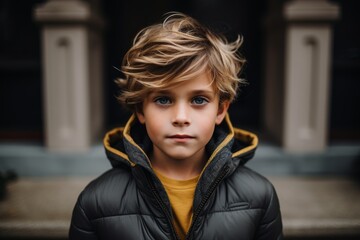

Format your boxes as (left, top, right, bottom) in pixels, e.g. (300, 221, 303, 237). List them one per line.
(69, 114, 283, 240)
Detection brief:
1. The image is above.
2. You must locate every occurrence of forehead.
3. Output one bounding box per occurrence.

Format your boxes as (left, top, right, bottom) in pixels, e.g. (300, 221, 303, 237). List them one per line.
(152, 71, 217, 94)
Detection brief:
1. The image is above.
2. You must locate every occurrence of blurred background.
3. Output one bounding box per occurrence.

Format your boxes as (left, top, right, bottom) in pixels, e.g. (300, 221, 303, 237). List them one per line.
(0, 0, 360, 239)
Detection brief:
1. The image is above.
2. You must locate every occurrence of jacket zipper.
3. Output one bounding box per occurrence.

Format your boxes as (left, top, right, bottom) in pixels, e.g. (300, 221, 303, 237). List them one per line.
(146, 172, 180, 240)
(185, 165, 230, 240)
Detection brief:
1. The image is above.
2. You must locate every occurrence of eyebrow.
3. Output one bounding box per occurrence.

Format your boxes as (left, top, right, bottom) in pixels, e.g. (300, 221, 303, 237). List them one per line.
(190, 90, 215, 95)
(151, 89, 215, 95)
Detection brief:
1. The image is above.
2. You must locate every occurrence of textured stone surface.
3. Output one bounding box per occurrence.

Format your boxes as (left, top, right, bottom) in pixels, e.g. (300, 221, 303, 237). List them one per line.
(0, 176, 360, 238)
(0, 177, 91, 238)
(271, 177, 360, 237)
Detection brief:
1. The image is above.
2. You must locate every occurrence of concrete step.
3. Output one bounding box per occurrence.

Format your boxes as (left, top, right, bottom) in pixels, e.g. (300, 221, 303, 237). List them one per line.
(1, 142, 360, 177)
(272, 177, 360, 238)
(0, 177, 88, 239)
(1, 176, 360, 239)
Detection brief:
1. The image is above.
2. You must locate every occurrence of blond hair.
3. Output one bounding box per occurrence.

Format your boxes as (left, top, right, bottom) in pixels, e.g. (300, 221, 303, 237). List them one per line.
(116, 12, 245, 111)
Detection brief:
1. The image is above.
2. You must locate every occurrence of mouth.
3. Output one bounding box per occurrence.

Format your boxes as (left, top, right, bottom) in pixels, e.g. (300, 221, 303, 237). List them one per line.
(167, 134, 195, 140)
(169, 134, 194, 139)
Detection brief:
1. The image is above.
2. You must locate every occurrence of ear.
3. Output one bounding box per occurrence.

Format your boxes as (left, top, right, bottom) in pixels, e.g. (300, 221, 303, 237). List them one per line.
(215, 101, 230, 125)
(136, 111, 146, 124)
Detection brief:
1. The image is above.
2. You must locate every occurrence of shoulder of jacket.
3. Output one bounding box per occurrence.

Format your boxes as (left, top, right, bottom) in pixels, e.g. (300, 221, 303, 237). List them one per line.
(76, 168, 135, 218)
(231, 166, 273, 186)
(85, 167, 132, 190)
(224, 166, 277, 208)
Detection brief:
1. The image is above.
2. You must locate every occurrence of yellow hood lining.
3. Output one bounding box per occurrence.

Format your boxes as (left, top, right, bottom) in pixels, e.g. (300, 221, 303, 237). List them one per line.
(232, 128, 258, 158)
(104, 114, 258, 168)
(103, 126, 135, 167)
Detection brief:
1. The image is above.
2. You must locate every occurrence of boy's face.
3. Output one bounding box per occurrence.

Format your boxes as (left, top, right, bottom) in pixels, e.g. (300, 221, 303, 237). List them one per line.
(137, 71, 229, 164)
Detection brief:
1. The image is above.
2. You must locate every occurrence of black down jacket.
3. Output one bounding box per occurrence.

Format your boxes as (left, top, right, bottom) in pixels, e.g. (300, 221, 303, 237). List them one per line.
(69, 114, 283, 240)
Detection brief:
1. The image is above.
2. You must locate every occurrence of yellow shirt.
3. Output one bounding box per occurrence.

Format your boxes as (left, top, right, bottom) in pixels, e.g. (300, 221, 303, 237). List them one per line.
(154, 170, 199, 240)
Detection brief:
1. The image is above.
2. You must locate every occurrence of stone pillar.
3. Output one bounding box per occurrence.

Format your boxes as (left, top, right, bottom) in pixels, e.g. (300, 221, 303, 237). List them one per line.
(263, 0, 340, 152)
(34, 0, 105, 151)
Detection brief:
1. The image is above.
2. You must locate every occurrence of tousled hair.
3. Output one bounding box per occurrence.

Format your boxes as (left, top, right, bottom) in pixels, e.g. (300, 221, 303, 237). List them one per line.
(116, 12, 246, 112)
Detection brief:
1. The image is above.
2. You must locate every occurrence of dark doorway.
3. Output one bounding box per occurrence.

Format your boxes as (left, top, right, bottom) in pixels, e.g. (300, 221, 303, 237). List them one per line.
(102, 0, 267, 132)
(329, 0, 360, 141)
(0, 0, 267, 141)
(0, 0, 45, 141)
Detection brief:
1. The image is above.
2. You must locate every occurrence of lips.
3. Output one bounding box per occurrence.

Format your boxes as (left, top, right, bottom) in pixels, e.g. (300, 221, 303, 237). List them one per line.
(167, 134, 195, 141)
(168, 134, 194, 138)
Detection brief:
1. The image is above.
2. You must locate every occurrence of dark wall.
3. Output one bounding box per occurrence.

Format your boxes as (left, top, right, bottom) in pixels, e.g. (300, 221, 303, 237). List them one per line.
(102, 0, 360, 140)
(1, 0, 358, 142)
(0, 0, 45, 140)
(102, 0, 266, 131)
(330, 0, 360, 141)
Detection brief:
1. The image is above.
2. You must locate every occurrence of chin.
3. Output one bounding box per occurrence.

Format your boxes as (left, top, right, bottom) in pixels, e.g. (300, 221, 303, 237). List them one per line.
(170, 155, 192, 161)
(167, 152, 194, 161)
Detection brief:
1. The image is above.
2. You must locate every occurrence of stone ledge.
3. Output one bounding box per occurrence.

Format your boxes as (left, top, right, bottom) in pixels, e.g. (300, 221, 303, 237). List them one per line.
(272, 177, 360, 238)
(0, 178, 89, 238)
(0, 221, 68, 238)
(2, 142, 359, 177)
(1, 177, 360, 238)
(283, 219, 360, 237)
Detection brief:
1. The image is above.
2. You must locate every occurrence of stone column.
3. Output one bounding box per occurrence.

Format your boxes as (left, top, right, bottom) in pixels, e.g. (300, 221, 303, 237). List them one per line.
(263, 0, 340, 152)
(34, 0, 105, 151)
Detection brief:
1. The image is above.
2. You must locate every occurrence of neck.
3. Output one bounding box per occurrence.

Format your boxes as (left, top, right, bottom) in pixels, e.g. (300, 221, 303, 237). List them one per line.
(150, 148, 207, 181)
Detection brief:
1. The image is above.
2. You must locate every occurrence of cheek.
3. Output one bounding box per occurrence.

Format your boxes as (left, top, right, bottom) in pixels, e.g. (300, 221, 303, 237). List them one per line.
(197, 118, 216, 140)
(141, 105, 164, 133)
(144, 116, 165, 138)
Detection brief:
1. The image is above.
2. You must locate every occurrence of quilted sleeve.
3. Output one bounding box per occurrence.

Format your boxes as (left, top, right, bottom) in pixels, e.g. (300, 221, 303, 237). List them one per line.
(255, 184, 283, 240)
(68, 193, 98, 240)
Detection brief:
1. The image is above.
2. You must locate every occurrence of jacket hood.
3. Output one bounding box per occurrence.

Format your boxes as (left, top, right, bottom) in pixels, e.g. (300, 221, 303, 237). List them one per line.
(104, 114, 258, 170)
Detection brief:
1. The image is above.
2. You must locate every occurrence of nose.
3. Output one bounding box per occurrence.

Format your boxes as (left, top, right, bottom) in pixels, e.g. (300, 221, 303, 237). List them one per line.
(172, 102, 191, 126)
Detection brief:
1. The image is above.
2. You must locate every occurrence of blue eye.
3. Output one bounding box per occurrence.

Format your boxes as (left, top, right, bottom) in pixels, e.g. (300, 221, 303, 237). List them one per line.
(192, 97, 208, 105)
(154, 97, 171, 105)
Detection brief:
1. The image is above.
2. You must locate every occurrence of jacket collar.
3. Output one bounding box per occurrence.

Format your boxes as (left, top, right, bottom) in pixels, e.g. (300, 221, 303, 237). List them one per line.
(103, 114, 258, 170)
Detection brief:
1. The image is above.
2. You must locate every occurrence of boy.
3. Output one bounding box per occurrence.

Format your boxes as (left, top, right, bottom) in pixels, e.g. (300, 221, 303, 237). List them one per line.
(69, 13, 283, 240)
